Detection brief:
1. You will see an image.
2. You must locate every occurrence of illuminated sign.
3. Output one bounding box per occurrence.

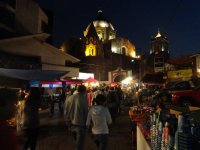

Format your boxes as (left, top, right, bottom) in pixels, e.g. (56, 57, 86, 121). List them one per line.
(167, 69, 193, 79)
(72, 72, 94, 80)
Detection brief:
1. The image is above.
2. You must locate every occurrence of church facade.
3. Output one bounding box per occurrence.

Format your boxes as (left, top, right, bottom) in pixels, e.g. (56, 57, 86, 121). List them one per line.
(61, 10, 139, 82)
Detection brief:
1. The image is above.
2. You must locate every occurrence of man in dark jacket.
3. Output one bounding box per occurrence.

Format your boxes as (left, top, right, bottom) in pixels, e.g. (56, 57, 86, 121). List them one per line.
(106, 87, 119, 123)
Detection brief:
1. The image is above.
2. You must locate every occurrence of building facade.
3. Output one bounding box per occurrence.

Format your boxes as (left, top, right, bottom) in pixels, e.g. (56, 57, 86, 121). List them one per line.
(61, 10, 139, 82)
(0, 0, 52, 39)
(0, 0, 79, 87)
(0, 0, 16, 38)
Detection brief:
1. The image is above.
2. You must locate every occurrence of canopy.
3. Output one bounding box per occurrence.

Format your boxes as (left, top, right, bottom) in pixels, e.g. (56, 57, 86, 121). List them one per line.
(64, 79, 83, 84)
(84, 77, 98, 83)
(108, 82, 117, 87)
(41, 79, 83, 85)
(0, 68, 68, 81)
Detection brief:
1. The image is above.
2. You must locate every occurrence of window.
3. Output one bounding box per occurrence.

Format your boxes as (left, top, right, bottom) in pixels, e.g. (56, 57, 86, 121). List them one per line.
(122, 47, 126, 55)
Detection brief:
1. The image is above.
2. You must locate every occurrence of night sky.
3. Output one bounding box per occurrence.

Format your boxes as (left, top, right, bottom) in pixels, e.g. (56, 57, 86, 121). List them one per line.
(36, 0, 200, 58)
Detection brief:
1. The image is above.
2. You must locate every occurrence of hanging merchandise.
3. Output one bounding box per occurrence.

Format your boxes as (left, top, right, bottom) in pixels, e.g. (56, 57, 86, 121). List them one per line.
(138, 105, 200, 150)
(175, 115, 194, 150)
(164, 122, 169, 149)
(150, 111, 178, 150)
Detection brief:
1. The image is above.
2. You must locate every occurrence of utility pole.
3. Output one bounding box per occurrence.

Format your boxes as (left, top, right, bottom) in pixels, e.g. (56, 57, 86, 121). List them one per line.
(120, 48, 122, 69)
(139, 59, 141, 89)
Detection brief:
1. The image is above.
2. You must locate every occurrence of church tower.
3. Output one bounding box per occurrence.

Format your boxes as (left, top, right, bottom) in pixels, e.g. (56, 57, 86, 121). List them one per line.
(84, 22, 103, 57)
(150, 29, 170, 73)
(84, 23, 98, 57)
(150, 29, 169, 54)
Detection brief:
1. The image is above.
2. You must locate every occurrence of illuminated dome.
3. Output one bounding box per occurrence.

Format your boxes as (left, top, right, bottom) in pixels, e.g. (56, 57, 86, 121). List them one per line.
(93, 20, 115, 30)
(84, 10, 116, 42)
(93, 10, 115, 30)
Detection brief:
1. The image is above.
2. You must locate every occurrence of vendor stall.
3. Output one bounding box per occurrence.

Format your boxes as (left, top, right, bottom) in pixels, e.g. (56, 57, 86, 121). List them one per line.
(83, 77, 99, 88)
(129, 106, 152, 147)
(129, 105, 200, 150)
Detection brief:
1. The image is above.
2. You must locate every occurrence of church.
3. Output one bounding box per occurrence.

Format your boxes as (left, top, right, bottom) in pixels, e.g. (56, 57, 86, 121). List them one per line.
(60, 10, 140, 82)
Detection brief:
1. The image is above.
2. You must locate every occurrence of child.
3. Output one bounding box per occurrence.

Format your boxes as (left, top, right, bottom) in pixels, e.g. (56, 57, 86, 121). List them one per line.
(86, 94, 112, 150)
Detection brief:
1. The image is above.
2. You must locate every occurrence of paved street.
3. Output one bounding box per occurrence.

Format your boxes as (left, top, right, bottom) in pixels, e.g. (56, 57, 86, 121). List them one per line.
(18, 105, 133, 150)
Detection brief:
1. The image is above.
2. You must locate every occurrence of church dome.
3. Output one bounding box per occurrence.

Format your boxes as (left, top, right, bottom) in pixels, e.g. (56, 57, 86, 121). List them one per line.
(93, 10, 115, 30)
(84, 10, 116, 41)
(93, 20, 115, 30)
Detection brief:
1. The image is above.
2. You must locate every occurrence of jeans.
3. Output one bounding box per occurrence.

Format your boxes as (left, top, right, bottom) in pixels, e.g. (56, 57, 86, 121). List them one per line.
(93, 134, 108, 150)
(71, 125, 86, 150)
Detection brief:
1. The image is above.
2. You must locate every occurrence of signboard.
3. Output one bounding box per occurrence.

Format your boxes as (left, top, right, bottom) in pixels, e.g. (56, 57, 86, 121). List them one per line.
(167, 69, 193, 79)
(72, 72, 94, 80)
(155, 67, 164, 73)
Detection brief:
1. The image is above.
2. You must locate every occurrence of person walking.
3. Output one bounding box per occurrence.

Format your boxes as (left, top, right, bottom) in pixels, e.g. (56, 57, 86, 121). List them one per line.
(106, 87, 119, 123)
(48, 88, 55, 116)
(86, 94, 112, 150)
(115, 86, 123, 115)
(23, 87, 41, 150)
(64, 85, 88, 150)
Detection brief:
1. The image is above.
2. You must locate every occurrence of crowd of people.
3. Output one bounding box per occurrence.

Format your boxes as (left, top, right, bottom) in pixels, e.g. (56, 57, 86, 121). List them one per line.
(64, 85, 123, 150)
(63, 85, 124, 150)
(12, 84, 124, 150)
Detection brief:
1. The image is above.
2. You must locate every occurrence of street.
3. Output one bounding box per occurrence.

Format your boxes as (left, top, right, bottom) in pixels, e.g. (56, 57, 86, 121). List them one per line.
(18, 105, 133, 150)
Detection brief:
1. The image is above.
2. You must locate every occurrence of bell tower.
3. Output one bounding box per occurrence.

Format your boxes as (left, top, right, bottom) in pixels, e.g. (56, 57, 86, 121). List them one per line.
(150, 29, 170, 73)
(150, 29, 169, 54)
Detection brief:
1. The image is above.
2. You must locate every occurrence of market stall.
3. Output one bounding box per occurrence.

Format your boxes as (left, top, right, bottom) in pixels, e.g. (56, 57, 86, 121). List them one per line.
(83, 77, 99, 88)
(129, 106, 152, 147)
(129, 105, 200, 150)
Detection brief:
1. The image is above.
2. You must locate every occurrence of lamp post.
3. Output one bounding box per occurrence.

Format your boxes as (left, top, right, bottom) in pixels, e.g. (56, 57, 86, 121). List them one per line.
(135, 54, 142, 90)
(139, 58, 141, 90)
(137, 57, 143, 106)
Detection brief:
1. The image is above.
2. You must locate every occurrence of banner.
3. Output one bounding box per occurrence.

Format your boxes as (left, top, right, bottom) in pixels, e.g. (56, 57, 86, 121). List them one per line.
(167, 69, 192, 79)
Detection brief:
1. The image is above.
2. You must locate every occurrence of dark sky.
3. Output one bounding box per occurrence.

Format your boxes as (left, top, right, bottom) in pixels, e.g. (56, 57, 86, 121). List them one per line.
(36, 0, 200, 58)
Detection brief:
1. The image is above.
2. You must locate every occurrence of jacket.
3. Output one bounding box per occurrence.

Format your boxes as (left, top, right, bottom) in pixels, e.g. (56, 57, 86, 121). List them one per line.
(64, 92, 88, 126)
(86, 105, 112, 134)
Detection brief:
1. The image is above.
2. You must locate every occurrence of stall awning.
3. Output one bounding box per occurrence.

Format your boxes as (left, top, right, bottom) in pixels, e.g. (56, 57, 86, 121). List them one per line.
(62, 79, 83, 84)
(84, 77, 98, 83)
(0, 68, 68, 81)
